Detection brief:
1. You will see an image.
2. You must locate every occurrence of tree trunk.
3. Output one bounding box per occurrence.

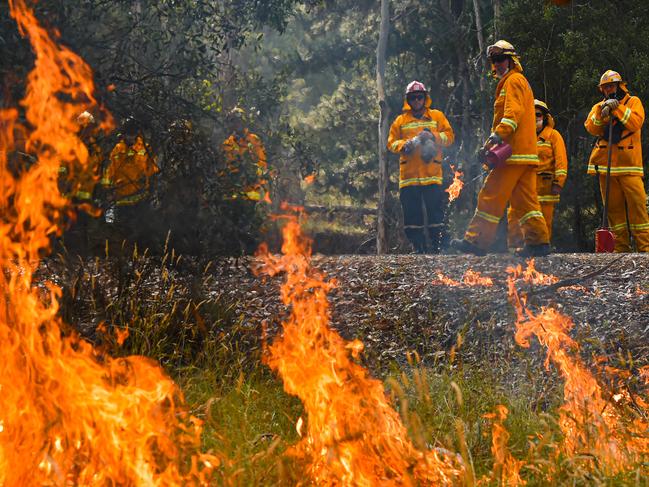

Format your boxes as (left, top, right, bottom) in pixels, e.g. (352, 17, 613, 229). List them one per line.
(376, 0, 390, 254)
(493, 0, 501, 39)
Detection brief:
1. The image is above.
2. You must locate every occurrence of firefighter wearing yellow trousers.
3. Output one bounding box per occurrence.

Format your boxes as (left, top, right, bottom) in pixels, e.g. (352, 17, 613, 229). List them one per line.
(508, 100, 567, 246)
(388, 81, 455, 253)
(584, 70, 649, 252)
(452, 40, 549, 256)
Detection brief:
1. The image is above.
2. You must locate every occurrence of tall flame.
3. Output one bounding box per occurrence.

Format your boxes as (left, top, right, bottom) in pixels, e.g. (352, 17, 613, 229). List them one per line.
(483, 405, 525, 486)
(507, 263, 649, 474)
(445, 165, 464, 203)
(0, 1, 217, 483)
(260, 209, 464, 485)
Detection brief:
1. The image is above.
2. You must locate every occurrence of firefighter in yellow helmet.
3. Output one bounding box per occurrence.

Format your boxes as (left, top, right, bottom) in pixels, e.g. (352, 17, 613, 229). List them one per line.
(387, 80, 455, 253)
(584, 70, 649, 252)
(451, 40, 550, 256)
(59, 111, 104, 205)
(508, 100, 567, 246)
(221, 107, 270, 202)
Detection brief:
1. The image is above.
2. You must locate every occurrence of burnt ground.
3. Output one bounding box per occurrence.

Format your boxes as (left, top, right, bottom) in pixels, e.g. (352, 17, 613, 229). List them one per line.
(45, 251, 649, 393)
(213, 253, 649, 378)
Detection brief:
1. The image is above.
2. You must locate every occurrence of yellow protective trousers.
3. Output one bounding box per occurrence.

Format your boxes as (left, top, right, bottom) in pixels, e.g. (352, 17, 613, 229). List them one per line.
(598, 174, 649, 252)
(508, 173, 558, 246)
(465, 165, 549, 250)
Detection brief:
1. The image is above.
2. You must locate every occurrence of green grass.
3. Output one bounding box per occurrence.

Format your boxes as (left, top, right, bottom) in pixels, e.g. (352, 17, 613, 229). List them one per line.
(50, 247, 648, 486)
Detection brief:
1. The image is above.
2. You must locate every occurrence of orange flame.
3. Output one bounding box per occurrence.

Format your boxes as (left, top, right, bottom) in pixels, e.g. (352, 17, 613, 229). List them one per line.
(462, 269, 494, 286)
(445, 165, 464, 203)
(0, 2, 217, 483)
(260, 211, 464, 485)
(303, 174, 316, 185)
(432, 269, 493, 287)
(507, 262, 649, 474)
(483, 405, 526, 486)
(432, 273, 462, 286)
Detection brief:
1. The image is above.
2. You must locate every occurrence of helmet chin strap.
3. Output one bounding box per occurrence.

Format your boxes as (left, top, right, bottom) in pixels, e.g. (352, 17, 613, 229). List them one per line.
(496, 66, 510, 78)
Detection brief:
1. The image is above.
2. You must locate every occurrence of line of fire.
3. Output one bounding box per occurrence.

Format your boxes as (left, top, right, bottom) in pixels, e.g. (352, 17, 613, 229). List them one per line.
(1, 0, 648, 485)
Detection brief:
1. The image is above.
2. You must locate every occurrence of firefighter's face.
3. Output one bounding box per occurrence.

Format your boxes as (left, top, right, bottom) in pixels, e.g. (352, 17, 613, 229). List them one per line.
(535, 111, 544, 131)
(231, 118, 245, 135)
(124, 132, 137, 145)
(407, 93, 425, 110)
(601, 82, 618, 97)
(490, 54, 511, 76)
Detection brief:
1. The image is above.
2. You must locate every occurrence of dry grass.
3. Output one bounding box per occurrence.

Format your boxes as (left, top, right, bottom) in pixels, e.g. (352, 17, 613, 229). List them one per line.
(46, 246, 648, 485)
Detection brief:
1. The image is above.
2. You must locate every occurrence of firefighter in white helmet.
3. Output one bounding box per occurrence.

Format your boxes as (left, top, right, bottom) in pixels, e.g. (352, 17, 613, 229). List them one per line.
(508, 99, 568, 246)
(387, 80, 455, 253)
(584, 70, 649, 252)
(451, 40, 550, 256)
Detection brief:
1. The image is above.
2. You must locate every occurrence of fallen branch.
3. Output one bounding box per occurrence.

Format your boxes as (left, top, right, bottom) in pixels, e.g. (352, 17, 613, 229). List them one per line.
(526, 254, 628, 298)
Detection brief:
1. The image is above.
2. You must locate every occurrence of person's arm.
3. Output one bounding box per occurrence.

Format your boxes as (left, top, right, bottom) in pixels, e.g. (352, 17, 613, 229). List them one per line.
(102, 143, 121, 187)
(387, 116, 407, 153)
(584, 103, 607, 137)
(144, 143, 160, 177)
(248, 134, 268, 172)
(552, 131, 568, 191)
(612, 96, 645, 133)
(433, 112, 454, 148)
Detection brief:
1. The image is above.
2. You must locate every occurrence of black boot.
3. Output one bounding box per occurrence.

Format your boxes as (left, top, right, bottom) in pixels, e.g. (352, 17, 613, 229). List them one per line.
(516, 243, 551, 257)
(450, 238, 486, 256)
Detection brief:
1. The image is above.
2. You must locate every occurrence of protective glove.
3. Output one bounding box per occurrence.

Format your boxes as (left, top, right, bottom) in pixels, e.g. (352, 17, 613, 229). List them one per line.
(403, 138, 417, 154)
(601, 98, 619, 118)
(485, 132, 503, 147)
(551, 183, 562, 195)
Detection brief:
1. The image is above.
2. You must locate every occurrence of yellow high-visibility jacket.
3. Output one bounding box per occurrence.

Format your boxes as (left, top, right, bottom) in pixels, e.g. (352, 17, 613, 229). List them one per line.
(387, 94, 454, 189)
(103, 136, 159, 206)
(222, 130, 269, 201)
(59, 135, 104, 201)
(537, 118, 568, 188)
(492, 67, 539, 165)
(584, 91, 644, 176)
(222, 130, 268, 173)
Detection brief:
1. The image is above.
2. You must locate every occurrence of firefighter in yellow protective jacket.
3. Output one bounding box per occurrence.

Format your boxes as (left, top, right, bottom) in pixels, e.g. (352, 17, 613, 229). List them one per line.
(102, 118, 159, 209)
(452, 40, 550, 256)
(508, 100, 567, 246)
(222, 107, 269, 202)
(584, 70, 649, 252)
(387, 81, 455, 253)
(59, 111, 104, 205)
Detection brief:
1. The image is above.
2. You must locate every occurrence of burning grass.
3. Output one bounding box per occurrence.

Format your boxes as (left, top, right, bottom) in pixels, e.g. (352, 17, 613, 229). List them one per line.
(44, 246, 649, 485)
(6, 0, 648, 483)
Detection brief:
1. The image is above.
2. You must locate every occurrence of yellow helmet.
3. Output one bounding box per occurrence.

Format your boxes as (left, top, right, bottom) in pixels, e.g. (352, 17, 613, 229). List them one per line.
(487, 40, 517, 58)
(534, 99, 549, 113)
(598, 70, 623, 87)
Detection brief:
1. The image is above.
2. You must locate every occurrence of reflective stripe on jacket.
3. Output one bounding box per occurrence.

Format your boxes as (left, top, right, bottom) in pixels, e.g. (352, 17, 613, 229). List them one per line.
(59, 136, 104, 201)
(584, 92, 644, 176)
(387, 94, 454, 189)
(492, 68, 539, 166)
